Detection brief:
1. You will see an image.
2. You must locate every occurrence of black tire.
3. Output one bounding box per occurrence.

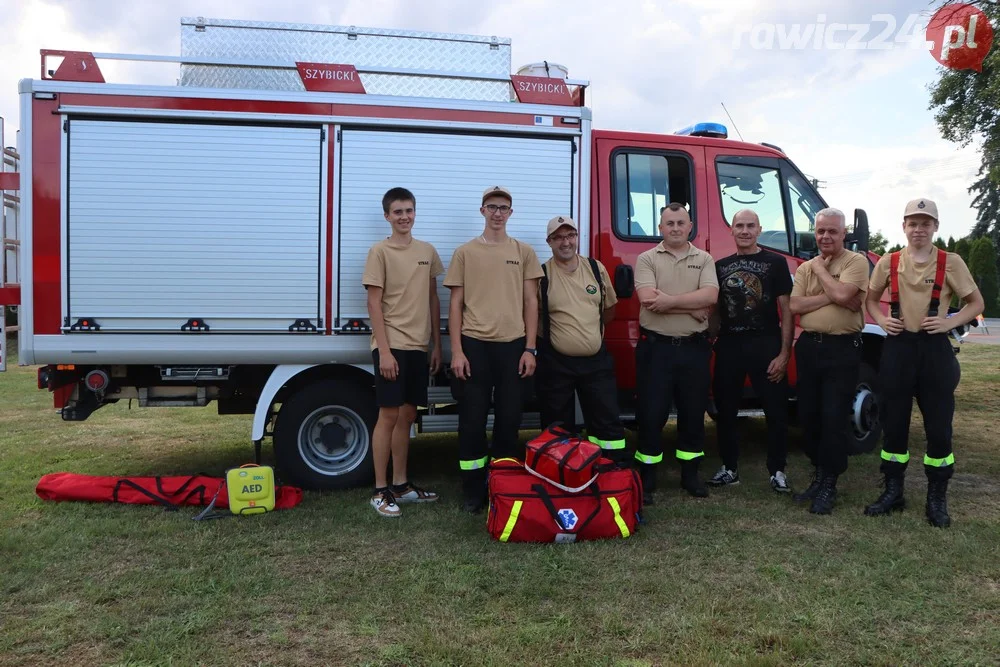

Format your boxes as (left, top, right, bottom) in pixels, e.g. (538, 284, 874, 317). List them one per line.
(273, 379, 376, 490)
(848, 362, 882, 455)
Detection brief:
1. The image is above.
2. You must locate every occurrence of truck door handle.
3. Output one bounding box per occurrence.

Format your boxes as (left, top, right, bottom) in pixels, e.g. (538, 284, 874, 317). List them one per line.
(614, 264, 634, 299)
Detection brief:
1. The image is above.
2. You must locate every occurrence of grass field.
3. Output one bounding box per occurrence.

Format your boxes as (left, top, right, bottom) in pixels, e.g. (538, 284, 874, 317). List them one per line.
(2, 341, 999, 666)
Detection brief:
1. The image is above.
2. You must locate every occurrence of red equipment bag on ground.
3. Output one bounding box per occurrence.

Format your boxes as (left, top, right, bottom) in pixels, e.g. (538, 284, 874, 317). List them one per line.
(35, 472, 303, 510)
(524, 424, 605, 492)
(487, 458, 642, 543)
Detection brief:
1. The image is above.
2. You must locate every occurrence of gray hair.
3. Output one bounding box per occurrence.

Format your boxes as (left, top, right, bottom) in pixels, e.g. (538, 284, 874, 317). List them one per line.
(815, 207, 846, 229)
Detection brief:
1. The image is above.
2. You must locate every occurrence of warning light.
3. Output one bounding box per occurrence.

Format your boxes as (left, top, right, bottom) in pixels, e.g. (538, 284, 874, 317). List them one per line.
(192, 321, 199, 327)
(56, 364, 76, 371)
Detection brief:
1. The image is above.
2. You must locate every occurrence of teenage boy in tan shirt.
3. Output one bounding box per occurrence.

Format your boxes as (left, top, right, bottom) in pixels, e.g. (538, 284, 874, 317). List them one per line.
(362, 187, 444, 517)
(444, 186, 544, 513)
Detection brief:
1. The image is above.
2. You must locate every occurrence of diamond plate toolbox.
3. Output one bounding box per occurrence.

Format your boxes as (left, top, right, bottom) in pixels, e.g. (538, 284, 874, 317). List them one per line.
(180, 17, 513, 101)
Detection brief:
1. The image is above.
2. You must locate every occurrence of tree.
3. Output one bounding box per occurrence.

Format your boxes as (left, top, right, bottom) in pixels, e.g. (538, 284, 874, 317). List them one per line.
(929, 2, 1000, 239)
(887, 243, 904, 254)
(869, 231, 889, 255)
(933, 237, 948, 250)
(955, 237, 972, 264)
(968, 236, 1000, 316)
(947, 236, 956, 252)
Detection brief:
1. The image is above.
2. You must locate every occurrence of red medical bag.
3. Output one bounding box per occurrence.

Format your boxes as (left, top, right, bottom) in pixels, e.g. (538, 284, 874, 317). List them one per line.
(524, 424, 604, 491)
(487, 458, 642, 543)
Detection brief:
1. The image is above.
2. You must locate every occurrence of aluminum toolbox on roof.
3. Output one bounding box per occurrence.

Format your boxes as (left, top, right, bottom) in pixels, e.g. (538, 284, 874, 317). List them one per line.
(16, 19, 592, 366)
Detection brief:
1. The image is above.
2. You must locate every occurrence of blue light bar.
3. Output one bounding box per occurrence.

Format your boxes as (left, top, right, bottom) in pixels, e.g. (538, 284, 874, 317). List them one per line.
(675, 122, 728, 139)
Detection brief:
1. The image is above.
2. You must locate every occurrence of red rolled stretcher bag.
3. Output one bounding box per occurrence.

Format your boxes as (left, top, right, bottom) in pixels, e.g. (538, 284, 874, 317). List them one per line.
(487, 458, 642, 543)
(525, 424, 604, 492)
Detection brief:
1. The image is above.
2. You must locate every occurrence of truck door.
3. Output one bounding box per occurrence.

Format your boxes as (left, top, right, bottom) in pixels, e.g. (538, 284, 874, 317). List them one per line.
(592, 136, 707, 396)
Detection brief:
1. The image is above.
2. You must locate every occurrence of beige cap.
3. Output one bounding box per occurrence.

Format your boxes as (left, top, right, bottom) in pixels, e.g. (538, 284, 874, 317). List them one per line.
(903, 198, 939, 221)
(482, 185, 513, 204)
(546, 215, 578, 238)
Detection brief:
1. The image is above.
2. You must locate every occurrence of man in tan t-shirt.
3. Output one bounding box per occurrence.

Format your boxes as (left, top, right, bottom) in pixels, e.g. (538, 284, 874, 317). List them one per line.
(444, 185, 544, 513)
(862, 197, 983, 527)
(789, 207, 868, 515)
(633, 203, 719, 502)
(362, 187, 444, 517)
(535, 215, 625, 462)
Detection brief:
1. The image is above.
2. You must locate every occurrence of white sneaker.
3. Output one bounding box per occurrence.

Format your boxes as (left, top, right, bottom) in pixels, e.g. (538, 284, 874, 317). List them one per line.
(370, 488, 401, 517)
(770, 471, 790, 493)
(392, 482, 440, 503)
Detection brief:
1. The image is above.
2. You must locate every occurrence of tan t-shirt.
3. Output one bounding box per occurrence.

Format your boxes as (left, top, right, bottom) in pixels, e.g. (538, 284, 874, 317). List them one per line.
(791, 251, 868, 334)
(869, 250, 977, 333)
(541, 256, 618, 357)
(444, 237, 545, 342)
(361, 238, 444, 351)
(634, 242, 718, 336)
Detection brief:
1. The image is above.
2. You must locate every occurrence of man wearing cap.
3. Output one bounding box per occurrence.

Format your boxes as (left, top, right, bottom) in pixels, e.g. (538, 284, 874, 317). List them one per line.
(633, 203, 719, 502)
(863, 198, 983, 527)
(789, 207, 868, 515)
(536, 215, 626, 461)
(445, 186, 545, 513)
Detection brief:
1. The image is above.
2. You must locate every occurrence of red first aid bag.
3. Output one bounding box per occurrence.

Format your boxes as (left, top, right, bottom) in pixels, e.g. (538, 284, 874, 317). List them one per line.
(487, 458, 642, 543)
(525, 424, 604, 492)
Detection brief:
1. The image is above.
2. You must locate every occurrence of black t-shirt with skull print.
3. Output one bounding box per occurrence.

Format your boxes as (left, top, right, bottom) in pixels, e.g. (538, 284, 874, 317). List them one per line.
(715, 249, 793, 336)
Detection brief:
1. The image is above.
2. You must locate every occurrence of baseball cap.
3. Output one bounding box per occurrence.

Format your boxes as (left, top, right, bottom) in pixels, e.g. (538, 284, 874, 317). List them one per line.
(482, 185, 513, 205)
(903, 198, 939, 221)
(546, 215, 578, 238)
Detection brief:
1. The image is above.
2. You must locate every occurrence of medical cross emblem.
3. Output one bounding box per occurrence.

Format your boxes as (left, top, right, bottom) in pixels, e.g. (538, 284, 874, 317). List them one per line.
(556, 508, 578, 530)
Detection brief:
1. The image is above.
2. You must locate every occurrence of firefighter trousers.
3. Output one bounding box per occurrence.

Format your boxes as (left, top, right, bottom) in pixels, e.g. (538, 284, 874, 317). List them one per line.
(794, 333, 861, 477)
(713, 333, 788, 475)
(456, 335, 527, 474)
(635, 330, 711, 465)
(879, 332, 959, 481)
(536, 344, 626, 457)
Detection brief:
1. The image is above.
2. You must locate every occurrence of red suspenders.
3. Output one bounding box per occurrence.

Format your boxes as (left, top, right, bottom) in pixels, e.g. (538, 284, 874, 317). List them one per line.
(889, 248, 947, 320)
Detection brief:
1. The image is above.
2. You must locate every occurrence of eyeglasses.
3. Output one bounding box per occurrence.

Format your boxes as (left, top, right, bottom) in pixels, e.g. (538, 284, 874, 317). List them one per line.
(484, 204, 512, 214)
(548, 232, 578, 243)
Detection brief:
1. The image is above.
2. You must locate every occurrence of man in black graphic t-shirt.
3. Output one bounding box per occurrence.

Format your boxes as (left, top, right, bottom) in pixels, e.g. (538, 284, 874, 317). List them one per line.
(708, 209, 794, 493)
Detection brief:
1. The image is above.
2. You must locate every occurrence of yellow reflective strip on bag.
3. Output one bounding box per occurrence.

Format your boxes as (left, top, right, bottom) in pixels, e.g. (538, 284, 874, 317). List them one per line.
(499, 500, 523, 542)
(607, 497, 630, 538)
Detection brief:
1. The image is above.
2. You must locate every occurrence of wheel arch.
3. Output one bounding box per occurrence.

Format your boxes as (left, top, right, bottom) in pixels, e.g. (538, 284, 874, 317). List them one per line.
(251, 363, 375, 441)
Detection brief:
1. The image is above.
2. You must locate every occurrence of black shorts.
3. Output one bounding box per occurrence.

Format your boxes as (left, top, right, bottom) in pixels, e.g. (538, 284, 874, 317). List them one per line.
(372, 349, 429, 408)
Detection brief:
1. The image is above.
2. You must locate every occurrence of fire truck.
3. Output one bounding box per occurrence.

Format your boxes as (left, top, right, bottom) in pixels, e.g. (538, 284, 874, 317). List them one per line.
(0, 18, 886, 490)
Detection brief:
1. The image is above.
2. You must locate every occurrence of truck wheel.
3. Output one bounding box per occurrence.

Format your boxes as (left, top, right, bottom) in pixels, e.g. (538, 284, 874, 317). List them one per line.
(848, 362, 881, 455)
(273, 379, 376, 490)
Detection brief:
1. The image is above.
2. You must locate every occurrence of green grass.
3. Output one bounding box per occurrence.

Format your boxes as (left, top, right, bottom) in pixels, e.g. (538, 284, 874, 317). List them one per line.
(2, 341, 1000, 666)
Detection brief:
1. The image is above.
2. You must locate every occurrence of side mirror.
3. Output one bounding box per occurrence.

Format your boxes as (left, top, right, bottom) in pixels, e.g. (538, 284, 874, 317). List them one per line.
(852, 208, 870, 253)
(614, 264, 634, 299)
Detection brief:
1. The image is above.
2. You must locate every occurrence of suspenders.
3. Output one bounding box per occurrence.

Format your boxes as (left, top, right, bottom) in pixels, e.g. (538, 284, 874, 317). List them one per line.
(889, 248, 947, 320)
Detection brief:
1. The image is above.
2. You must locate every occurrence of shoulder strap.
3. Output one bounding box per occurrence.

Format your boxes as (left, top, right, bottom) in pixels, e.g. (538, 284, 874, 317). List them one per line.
(540, 262, 550, 346)
(587, 257, 606, 335)
(889, 252, 901, 319)
(928, 248, 948, 317)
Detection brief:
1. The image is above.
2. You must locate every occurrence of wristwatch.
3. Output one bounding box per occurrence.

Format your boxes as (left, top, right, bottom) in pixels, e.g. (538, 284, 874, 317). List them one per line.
(524, 347, 537, 356)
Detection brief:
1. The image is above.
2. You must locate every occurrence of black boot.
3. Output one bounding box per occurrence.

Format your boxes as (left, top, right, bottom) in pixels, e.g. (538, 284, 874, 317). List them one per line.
(809, 475, 838, 515)
(864, 474, 905, 516)
(680, 460, 709, 498)
(926, 479, 951, 528)
(793, 467, 822, 503)
(461, 469, 488, 514)
(639, 464, 657, 506)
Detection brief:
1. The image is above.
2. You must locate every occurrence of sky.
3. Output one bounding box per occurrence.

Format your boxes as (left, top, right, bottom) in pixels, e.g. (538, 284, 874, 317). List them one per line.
(0, 0, 988, 246)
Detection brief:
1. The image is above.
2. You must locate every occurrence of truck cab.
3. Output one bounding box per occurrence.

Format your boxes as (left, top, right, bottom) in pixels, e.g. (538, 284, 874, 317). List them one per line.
(589, 124, 883, 453)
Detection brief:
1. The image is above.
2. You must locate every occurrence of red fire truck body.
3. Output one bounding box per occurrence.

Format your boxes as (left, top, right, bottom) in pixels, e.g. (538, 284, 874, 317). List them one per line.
(0, 19, 884, 489)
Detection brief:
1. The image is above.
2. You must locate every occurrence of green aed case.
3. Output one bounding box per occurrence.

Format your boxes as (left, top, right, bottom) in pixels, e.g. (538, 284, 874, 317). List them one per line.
(226, 464, 276, 515)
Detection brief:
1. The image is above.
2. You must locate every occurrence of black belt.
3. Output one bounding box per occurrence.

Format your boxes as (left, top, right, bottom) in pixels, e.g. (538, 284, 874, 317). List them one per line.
(800, 331, 861, 344)
(640, 328, 708, 345)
